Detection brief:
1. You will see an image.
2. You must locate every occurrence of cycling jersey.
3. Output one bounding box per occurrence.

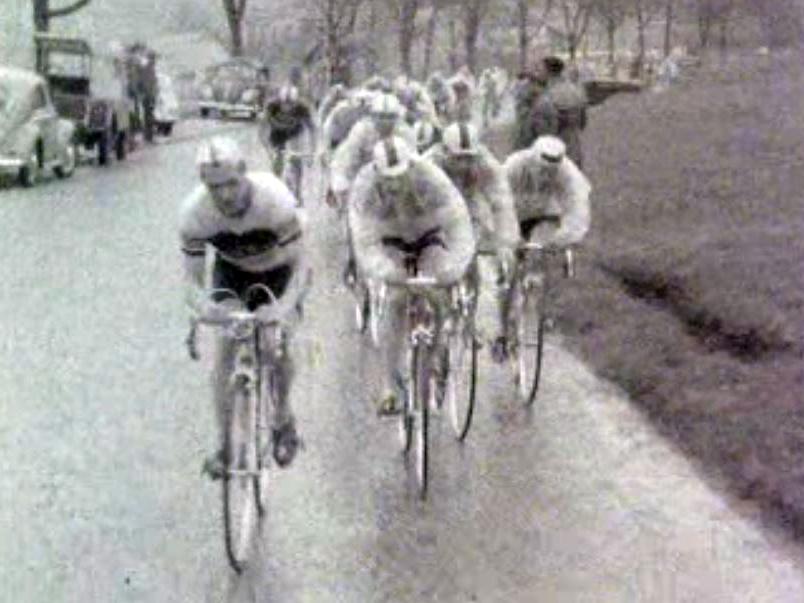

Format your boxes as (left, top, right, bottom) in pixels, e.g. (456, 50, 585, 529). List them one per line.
(180, 172, 303, 274)
(261, 100, 315, 147)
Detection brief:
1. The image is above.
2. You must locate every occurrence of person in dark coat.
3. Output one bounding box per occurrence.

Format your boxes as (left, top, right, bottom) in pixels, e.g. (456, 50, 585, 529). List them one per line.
(542, 56, 589, 168)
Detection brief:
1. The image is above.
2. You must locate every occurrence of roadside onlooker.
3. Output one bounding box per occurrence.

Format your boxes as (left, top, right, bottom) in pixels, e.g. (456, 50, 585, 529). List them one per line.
(542, 56, 589, 169)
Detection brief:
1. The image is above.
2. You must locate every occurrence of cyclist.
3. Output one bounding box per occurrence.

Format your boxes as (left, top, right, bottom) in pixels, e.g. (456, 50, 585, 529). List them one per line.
(330, 93, 416, 284)
(424, 122, 518, 346)
(180, 137, 310, 472)
(349, 137, 475, 413)
(496, 135, 591, 361)
(394, 75, 439, 126)
(258, 84, 316, 205)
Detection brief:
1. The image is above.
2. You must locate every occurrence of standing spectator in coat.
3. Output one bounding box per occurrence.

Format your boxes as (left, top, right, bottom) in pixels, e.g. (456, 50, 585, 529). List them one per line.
(542, 56, 589, 168)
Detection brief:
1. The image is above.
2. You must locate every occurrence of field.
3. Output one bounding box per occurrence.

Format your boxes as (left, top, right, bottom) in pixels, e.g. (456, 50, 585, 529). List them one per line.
(489, 50, 804, 539)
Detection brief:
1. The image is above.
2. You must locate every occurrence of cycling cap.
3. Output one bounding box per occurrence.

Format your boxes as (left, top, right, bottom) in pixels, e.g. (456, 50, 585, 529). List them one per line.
(279, 84, 299, 103)
(373, 137, 413, 177)
(533, 135, 566, 164)
(196, 136, 245, 183)
(353, 88, 376, 106)
(443, 122, 479, 156)
(370, 93, 403, 118)
(415, 120, 437, 146)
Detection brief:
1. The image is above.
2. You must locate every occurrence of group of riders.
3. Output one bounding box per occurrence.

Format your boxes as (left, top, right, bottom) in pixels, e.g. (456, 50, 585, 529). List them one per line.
(179, 56, 592, 476)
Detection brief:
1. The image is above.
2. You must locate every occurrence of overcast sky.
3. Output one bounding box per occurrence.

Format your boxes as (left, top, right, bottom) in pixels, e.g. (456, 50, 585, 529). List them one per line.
(1, 0, 216, 67)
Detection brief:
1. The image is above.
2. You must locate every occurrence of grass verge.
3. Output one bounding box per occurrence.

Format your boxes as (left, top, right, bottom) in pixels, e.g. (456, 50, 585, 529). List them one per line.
(486, 50, 804, 538)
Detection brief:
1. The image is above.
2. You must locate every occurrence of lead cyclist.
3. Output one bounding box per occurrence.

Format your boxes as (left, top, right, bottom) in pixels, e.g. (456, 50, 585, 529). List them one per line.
(180, 137, 311, 474)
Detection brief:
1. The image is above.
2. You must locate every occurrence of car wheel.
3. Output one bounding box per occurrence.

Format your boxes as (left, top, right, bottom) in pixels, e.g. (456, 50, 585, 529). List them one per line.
(98, 133, 110, 166)
(18, 149, 39, 187)
(116, 133, 127, 161)
(200, 107, 210, 118)
(164, 123, 173, 136)
(54, 143, 77, 178)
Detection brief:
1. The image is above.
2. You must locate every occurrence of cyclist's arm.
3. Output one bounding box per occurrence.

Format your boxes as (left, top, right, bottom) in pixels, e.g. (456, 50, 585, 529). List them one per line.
(330, 120, 369, 196)
(479, 150, 520, 253)
(554, 164, 591, 246)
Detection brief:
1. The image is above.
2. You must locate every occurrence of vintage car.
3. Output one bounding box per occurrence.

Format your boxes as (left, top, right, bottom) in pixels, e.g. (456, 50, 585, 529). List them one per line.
(154, 71, 179, 136)
(34, 33, 133, 165)
(197, 58, 270, 120)
(0, 66, 77, 186)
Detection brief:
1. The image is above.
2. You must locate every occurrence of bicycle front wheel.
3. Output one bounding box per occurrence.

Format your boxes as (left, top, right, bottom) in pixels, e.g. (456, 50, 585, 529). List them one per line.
(513, 283, 545, 407)
(410, 344, 429, 499)
(222, 381, 260, 574)
(446, 321, 478, 442)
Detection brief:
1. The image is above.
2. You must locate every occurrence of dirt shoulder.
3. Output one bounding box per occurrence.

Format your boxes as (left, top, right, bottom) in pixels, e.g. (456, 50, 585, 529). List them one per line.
(486, 50, 804, 538)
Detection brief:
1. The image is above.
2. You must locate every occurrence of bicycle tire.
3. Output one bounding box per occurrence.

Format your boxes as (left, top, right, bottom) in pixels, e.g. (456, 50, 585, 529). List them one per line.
(354, 287, 369, 334)
(222, 379, 259, 574)
(514, 283, 545, 407)
(399, 342, 414, 455)
(446, 323, 478, 442)
(254, 369, 273, 518)
(412, 344, 429, 499)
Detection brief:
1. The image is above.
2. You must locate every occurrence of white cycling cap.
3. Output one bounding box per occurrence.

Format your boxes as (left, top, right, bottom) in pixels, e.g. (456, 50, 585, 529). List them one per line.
(443, 122, 480, 156)
(196, 136, 246, 183)
(279, 84, 299, 103)
(370, 93, 404, 117)
(373, 136, 413, 177)
(533, 135, 566, 164)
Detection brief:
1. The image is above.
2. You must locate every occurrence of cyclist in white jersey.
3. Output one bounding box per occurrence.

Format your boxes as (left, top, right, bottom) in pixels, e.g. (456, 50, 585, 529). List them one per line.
(180, 137, 310, 472)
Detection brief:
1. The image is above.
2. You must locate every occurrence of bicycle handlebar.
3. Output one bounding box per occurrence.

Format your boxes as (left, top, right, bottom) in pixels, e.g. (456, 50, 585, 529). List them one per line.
(405, 276, 438, 287)
(193, 285, 284, 327)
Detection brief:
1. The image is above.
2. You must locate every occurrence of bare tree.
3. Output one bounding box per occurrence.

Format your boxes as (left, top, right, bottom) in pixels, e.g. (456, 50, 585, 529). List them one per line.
(221, 0, 248, 56)
(462, 0, 492, 73)
(307, 0, 366, 85)
(33, 0, 92, 71)
(594, 0, 629, 72)
(632, 0, 663, 74)
(663, 0, 675, 57)
(556, 0, 594, 61)
(514, 0, 554, 72)
(391, 0, 421, 75)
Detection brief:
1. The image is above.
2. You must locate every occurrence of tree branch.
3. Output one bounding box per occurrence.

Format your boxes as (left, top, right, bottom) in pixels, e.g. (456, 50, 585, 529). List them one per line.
(47, 0, 91, 18)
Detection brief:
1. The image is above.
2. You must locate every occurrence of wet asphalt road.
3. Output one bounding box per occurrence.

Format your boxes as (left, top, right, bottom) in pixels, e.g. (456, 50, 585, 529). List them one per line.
(1, 120, 803, 603)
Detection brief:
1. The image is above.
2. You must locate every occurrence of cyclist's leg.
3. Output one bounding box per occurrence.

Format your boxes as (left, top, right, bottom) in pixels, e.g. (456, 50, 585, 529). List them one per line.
(378, 291, 407, 413)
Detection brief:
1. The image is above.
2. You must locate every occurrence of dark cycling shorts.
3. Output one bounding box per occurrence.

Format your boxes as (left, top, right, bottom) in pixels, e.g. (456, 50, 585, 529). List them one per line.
(519, 216, 561, 241)
(212, 259, 294, 311)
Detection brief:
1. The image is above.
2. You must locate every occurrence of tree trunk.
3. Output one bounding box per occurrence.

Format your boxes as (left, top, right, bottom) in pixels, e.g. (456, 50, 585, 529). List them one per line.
(663, 0, 674, 57)
(607, 21, 616, 72)
(399, 0, 418, 75)
(222, 0, 247, 57)
(636, 15, 646, 75)
(517, 0, 529, 72)
(698, 14, 711, 49)
(448, 15, 458, 71)
(423, 0, 440, 77)
(463, 2, 481, 74)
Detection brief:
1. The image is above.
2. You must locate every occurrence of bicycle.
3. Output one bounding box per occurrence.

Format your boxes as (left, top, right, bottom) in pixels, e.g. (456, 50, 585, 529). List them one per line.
(379, 228, 478, 497)
(507, 240, 576, 406)
(189, 284, 291, 573)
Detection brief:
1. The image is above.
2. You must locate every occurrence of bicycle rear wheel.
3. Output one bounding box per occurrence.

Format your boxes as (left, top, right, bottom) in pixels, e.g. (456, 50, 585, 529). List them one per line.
(222, 381, 259, 574)
(513, 283, 545, 407)
(445, 320, 478, 441)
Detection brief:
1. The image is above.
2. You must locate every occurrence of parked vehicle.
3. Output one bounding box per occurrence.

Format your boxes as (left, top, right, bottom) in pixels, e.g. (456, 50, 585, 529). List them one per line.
(154, 72, 179, 136)
(197, 58, 271, 120)
(34, 33, 133, 165)
(0, 66, 77, 186)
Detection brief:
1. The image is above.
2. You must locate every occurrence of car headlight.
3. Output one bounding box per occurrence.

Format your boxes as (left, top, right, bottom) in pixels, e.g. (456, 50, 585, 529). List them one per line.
(241, 88, 258, 103)
(201, 85, 213, 99)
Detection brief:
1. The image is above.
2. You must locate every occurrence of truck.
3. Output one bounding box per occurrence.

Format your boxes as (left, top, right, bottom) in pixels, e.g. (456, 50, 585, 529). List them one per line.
(34, 33, 133, 165)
